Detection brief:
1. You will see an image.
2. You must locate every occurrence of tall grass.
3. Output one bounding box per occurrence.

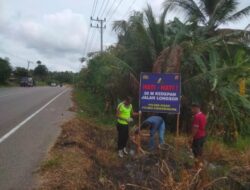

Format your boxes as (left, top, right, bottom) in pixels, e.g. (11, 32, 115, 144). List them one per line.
(74, 88, 115, 126)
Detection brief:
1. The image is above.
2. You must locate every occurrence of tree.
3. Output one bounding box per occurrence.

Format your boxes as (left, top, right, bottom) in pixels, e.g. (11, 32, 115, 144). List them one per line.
(34, 64, 48, 81)
(0, 57, 12, 84)
(79, 57, 86, 63)
(48, 71, 75, 84)
(163, 0, 250, 32)
(14, 67, 29, 79)
(112, 6, 169, 75)
(79, 53, 135, 110)
(113, 11, 155, 74)
(36, 60, 42, 65)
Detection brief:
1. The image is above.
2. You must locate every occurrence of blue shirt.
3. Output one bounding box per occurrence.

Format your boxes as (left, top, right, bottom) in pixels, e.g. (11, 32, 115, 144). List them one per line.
(143, 116, 164, 130)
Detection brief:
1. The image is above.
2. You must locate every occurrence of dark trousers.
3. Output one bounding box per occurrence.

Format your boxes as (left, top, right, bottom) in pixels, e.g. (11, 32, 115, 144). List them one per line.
(116, 123, 129, 150)
(192, 137, 205, 158)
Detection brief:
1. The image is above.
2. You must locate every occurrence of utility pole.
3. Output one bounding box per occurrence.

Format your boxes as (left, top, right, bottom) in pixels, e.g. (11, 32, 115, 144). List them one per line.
(27, 60, 31, 71)
(90, 17, 106, 53)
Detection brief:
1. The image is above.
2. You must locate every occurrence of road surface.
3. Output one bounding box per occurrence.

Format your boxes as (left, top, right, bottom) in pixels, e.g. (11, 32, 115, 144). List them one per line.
(0, 86, 75, 190)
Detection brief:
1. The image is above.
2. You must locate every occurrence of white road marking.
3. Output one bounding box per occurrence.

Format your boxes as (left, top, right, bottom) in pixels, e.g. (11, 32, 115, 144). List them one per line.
(0, 93, 18, 99)
(0, 94, 11, 98)
(0, 89, 69, 144)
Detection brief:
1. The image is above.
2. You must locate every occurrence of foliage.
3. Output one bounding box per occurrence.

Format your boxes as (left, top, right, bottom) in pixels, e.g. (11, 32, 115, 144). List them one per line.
(75, 88, 115, 126)
(36, 60, 42, 65)
(79, 3, 250, 141)
(34, 64, 48, 81)
(48, 71, 76, 84)
(14, 67, 29, 79)
(79, 52, 135, 109)
(0, 57, 12, 84)
(184, 46, 250, 140)
(163, 0, 250, 32)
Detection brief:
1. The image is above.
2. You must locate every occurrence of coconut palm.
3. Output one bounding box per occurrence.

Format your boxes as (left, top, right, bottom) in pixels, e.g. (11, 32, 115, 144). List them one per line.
(113, 11, 155, 74)
(113, 5, 169, 72)
(163, 0, 250, 32)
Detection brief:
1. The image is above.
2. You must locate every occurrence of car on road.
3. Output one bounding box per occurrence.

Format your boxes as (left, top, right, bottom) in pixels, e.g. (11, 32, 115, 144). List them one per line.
(50, 82, 57, 87)
(20, 77, 34, 87)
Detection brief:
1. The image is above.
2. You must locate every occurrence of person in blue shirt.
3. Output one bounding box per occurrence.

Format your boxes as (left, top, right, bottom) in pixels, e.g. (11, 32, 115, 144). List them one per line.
(140, 116, 166, 150)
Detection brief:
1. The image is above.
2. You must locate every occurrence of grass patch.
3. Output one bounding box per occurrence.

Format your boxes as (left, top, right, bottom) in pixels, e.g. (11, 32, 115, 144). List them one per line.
(232, 136, 250, 151)
(35, 81, 48, 86)
(74, 88, 115, 126)
(0, 81, 18, 87)
(40, 156, 61, 171)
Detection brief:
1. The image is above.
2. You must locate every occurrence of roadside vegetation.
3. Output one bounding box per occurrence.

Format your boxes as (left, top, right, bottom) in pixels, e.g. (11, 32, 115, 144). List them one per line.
(0, 58, 76, 86)
(39, 89, 250, 190)
(0, 57, 12, 85)
(40, 0, 250, 189)
(79, 0, 250, 142)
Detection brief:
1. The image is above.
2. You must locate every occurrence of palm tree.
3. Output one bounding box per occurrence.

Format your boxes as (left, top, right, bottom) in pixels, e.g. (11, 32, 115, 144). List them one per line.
(163, 0, 250, 32)
(144, 5, 168, 56)
(113, 11, 155, 74)
(113, 5, 169, 69)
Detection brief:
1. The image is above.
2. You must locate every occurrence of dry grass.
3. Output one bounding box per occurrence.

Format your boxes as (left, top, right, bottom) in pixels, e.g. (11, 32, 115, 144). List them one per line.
(39, 118, 250, 190)
(67, 91, 78, 112)
(204, 140, 250, 167)
(39, 118, 118, 190)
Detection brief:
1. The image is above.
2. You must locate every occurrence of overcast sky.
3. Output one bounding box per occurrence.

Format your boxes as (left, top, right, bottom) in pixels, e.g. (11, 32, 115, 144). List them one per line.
(0, 0, 249, 72)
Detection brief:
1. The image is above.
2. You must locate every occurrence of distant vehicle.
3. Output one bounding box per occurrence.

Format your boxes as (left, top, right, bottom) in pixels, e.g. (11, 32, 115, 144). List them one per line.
(50, 82, 57, 87)
(59, 83, 63, 87)
(20, 77, 34, 87)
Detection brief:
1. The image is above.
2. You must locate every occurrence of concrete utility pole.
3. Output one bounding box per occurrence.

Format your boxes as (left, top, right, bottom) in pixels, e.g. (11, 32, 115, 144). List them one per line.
(90, 17, 106, 53)
(27, 60, 32, 71)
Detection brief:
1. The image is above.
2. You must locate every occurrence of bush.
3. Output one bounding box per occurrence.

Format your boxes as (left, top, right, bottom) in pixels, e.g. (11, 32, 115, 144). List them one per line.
(0, 58, 12, 84)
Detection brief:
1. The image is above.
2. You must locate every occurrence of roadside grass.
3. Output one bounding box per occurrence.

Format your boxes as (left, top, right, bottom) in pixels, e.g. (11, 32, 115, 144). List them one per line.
(40, 156, 61, 171)
(35, 81, 47, 86)
(74, 88, 115, 126)
(39, 116, 120, 190)
(232, 137, 250, 151)
(0, 81, 18, 87)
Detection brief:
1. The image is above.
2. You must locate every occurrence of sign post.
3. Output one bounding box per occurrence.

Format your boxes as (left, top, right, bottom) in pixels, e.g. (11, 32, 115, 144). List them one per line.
(176, 114, 180, 137)
(139, 73, 181, 136)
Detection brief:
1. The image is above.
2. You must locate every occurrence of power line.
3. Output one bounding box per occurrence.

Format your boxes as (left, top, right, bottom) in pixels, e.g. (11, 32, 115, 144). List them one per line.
(122, 0, 136, 18)
(83, 0, 100, 57)
(97, 0, 106, 17)
(83, 26, 91, 56)
(104, 0, 117, 19)
(91, 0, 98, 17)
(107, 0, 124, 21)
(89, 31, 99, 55)
(87, 29, 98, 54)
(92, 0, 99, 17)
(100, 0, 110, 18)
(91, 0, 96, 16)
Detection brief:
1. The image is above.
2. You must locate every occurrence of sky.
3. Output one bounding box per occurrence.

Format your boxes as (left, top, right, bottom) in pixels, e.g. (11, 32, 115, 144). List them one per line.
(0, 0, 249, 72)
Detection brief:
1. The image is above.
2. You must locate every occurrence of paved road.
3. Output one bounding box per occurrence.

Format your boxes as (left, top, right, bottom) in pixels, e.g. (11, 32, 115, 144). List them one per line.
(0, 86, 75, 190)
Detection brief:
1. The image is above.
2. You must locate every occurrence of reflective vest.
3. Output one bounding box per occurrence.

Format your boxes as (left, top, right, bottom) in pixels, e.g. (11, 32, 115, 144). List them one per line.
(117, 102, 132, 125)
